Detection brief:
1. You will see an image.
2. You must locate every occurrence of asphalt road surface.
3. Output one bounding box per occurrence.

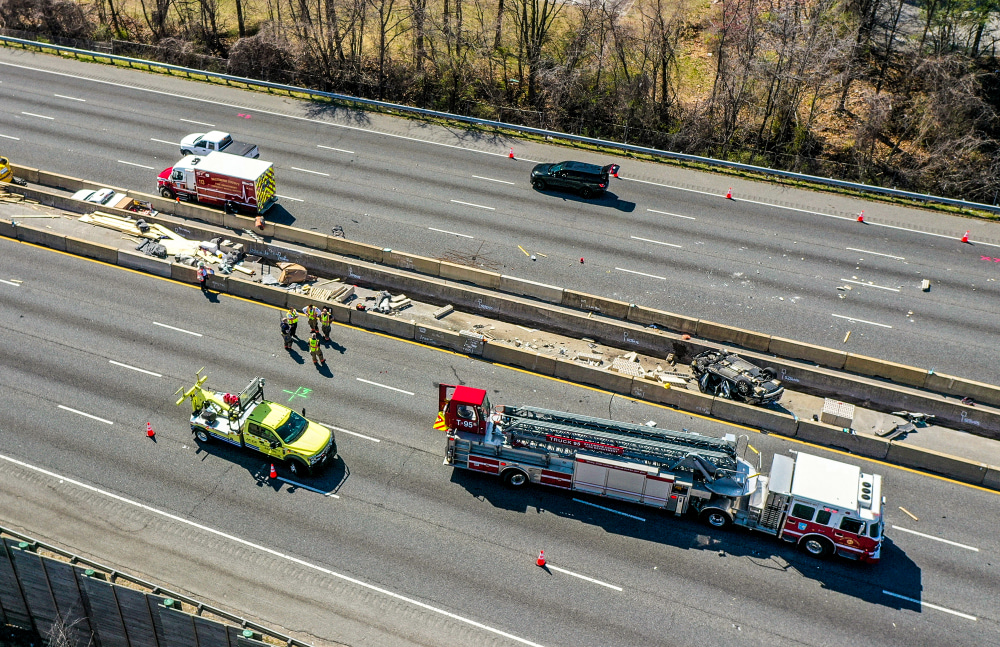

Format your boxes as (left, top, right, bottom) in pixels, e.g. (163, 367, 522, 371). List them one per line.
(1, 49, 999, 386)
(1, 236, 997, 647)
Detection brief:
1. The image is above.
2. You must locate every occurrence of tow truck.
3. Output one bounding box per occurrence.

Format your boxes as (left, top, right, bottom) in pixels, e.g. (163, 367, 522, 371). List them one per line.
(176, 373, 335, 476)
(439, 384, 884, 563)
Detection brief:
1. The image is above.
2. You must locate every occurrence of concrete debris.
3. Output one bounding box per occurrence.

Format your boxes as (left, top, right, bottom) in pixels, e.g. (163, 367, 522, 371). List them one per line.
(433, 304, 454, 319)
(610, 356, 643, 376)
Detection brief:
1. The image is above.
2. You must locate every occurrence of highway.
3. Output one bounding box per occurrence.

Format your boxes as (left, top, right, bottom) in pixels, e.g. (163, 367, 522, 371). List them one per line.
(1, 49, 1000, 387)
(1, 236, 997, 647)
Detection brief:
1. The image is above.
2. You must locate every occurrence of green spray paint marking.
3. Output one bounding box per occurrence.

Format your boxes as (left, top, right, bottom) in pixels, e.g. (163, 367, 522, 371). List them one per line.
(283, 387, 312, 402)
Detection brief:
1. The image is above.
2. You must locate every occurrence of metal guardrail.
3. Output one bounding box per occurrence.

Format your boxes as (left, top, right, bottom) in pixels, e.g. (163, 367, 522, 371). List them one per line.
(4, 34, 1000, 215)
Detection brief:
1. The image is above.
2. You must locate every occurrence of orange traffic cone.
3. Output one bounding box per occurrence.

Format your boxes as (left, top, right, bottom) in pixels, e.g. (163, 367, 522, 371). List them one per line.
(536, 550, 546, 567)
(725, 187, 732, 200)
(857, 211, 864, 223)
(146, 422, 155, 438)
(509, 147, 515, 160)
(269, 464, 277, 479)
(961, 230, 970, 243)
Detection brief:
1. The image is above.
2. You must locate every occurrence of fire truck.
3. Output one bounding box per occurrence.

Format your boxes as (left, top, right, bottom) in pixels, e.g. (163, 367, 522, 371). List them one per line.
(439, 384, 884, 563)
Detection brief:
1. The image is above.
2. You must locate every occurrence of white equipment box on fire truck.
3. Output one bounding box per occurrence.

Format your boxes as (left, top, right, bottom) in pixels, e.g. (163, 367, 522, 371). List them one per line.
(438, 384, 884, 563)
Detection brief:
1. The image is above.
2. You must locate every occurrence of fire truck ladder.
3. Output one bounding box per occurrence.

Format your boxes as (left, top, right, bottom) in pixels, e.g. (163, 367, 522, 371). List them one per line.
(499, 405, 739, 473)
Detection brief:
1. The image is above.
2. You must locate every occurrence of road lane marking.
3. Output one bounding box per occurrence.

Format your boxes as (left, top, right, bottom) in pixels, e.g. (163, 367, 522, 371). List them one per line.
(882, 591, 977, 621)
(647, 208, 695, 220)
(21, 112, 54, 120)
(0, 134, 20, 140)
(54, 94, 86, 102)
(472, 175, 516, 185)
(118, 160, 154, 169)
(356, 378, 415, 395)
(546, 564, 623, 592)
(831, 313, 892, 328)
(152, 321, 203, 336)
(450, 199, 495, 211)
(317, 145, 355, 154)
(57, 405, 113, 425)
(324, 424, 381, 443)
(290, 167, 330, 177)
(276, 194, 304, 202)
(839, 278, 900, 292)
(276, 477, 340, 497)
(616, 267, 666, 280)
(631, 235, 682, 249)
(150, 138, 179, 146)
(180, 118, 215, 127)
(0, 279, 20, 286)
(846, 247, 905, 260)
(573, 498, 645, 521)
(0, 452, 548, 647)
(109, 360, 162, 377)
(429, 227, 474, 239)
(890, 525, 979, 551)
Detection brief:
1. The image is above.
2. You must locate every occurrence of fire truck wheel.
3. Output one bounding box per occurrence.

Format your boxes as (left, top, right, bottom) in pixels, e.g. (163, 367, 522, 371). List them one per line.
(160, 187, 175, 199)
(194, 429, 210, 443)
(502, 469, 529, 489)
(800, 536, 833, 559)
(699, 508, 733, 530)
(286, 458, 311, 477)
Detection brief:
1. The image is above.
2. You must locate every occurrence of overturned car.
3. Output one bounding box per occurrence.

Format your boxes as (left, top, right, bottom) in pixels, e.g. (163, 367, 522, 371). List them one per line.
(691, 350, 784, 405)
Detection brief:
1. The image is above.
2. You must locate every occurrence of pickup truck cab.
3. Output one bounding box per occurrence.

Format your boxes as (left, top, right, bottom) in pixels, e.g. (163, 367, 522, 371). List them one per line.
(176, 374, 335, 476)
(180, 131, 259, 158)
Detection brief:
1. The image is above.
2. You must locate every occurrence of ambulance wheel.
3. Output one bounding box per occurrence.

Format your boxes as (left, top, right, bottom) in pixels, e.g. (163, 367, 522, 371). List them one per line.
(700, 508, 733, 529)
(194, 429, 210, 443)
(286, 458, 310, 477)
(160, 187, 175, 199)
(502, 469, 529, 489)
(800, 536, 833, 559)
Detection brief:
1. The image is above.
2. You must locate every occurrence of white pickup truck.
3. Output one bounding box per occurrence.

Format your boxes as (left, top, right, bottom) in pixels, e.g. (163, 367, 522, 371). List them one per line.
(179, 131, 259, 158)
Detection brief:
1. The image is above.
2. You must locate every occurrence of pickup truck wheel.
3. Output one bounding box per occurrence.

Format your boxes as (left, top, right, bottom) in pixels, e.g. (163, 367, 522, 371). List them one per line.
(160, 187, 175, 199)
(502, 469, 529, 489)
(286, 458, 310, 477)
(194, 429, 210, 443)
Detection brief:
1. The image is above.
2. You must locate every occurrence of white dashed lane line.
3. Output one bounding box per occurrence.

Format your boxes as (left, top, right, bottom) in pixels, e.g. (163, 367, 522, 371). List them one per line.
(323, 425, 381, 443)
(631, 235, 682, 249)
(0, 134, 20, 140)
(276, 194, 304, 202)
(450, 199, 495, 211)
(573, 498, 645, 522)
(0, 279, 21, 286)
(276, 477, 340, 498)
(429, 227, 474, 239)
(545, 564, 623, 592)
(180, 118, 215, 127)
(317, 145, 355, 154)
(109, 360, 162, 377)
(846, 247, 905, 260)
(472, 175, 516, 185)
(290, 167, 330, 177)
(150, 138, 179, 146)
(882, 591, 977, 621)
(616, 267, 666, 281)
(831, 313, 892, 329)
(54, 94, 86, 102)
(118, 160, 154, 169)
(839, 278, 900, 292)
(356, 378, 415, 395)
(647, 208, 695, 220)
(152, 321, 203, 336)
(57, 405, 113, 425)
(21, 111, 54, 120)
(890, 526, 979, 551)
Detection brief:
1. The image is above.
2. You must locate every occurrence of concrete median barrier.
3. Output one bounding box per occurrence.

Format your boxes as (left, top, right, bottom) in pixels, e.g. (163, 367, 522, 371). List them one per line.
(844, 354, 928, 388)
(924, 372, 1000, 408)
(14, 224, 66, 251)
(710, 399, 798, 438)
(414, 324, 467, 353)
(439, 261, 501, 290)
(561, 290, 630, 319)
(171, 263, 198, 284)
(553, 359, 634, 394)
(626, 305, 700, 335)
(35, 170, 89, 192)
(983, 466, 1000, 491)
(387, 251, 441, 276)
(10, 164, 39, 184)
(326, 301, 352, 323)
(227, 277, 288, 308)
(65, 236, 118, 263)
(327, 238, 385, 263)
(0, 218, 15, 238)
(118, 249, 171, 277)
(795, 420, 889, 460)
(350, 308, 415, 340)
(500, 275, 564, 304)
(886, 443, 988, 485)
(272, 224, 329, 251)
(483, 342, 556, 375)
(659, 385, 716, 416)
(205, 273, 228, 292)
(696, 320, 771, 352)
(768, 337, 847, 370)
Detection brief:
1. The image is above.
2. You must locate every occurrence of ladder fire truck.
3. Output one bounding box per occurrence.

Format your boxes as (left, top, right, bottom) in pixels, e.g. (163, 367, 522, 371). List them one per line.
(439, 384, 884, 563)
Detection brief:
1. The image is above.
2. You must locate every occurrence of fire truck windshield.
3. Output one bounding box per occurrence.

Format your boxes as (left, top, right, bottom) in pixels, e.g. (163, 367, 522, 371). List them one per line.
(277, 411, 309, 443)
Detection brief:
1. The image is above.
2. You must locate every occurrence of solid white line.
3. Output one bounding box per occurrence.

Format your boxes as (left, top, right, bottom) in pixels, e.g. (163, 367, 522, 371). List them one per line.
(882, 591, 977, 621)
(317, 145, 355, 154)
(150, 138, 179, 146)
(472, 175, 516, 185)
(356, 378, 415, 395)
(57, 405, 113, 425)
(631, 235, 682, 249)
(840, 278, 900, 292)
(890, 525, 979, 551)
(180, 118, 215, 127)
(290, 167, 330, 177)
(0, 452, 548, 647)
(546, 565, 623, 592)
(428, 227, 474, 239)
(117, 160, 154, 169)
(831, 313, 893, 328)
(572, 498, 646, 521)
(276, 477, 340, 498)
(451, 199, 495, 211)
(21, 112, 54, 120)
(846, 248, 905, 260)
(108, 360, 162, 377)
(0, 134, 20, 140)
(324, 425, 381, 443)
(276, 194, 304, 202)
(616, 267, 666, 281)
(152, 321, 203, 336)
(647, 208, 696, 220)
(54, 94, 86, 102)
(0, 279, 20, 286)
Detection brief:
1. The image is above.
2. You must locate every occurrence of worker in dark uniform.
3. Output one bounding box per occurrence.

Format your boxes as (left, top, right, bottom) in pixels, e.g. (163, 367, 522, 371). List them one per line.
(280, 317, 292, 350)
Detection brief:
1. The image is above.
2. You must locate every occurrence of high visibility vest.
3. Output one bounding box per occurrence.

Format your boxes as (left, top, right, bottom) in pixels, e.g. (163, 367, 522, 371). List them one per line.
(320, 312, 332, 325)
(306, 307, 318, 321)
(309, 337, 320, 352)
(287, 310, 298, 324)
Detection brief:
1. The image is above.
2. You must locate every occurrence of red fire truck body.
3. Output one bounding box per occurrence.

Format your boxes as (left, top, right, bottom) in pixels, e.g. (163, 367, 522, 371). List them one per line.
(439, 384, 884, 563)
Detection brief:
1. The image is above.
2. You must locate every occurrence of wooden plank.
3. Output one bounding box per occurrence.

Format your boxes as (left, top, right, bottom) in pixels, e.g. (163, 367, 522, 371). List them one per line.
(193, 616, 229, 647)
(43, 561, 93, 647)
(115, 586, 158, 647)
(78, 576, 130, 647)
(158, 605, 198, 647)
(9, 546, 58, 637)
(0, 540, 32, 629)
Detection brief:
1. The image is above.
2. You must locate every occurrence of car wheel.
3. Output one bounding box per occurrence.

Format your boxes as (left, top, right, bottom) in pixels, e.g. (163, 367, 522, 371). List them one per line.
(580, 187, 593, 198)
(762, 367, 777, 380)
(735, 378, 753, 398)
(800, 536, 833, 559)
(160, 187, 175, 199)
(502, 469, 529, 489)
(533, 179, 546, 190)
(700, 508, 733, 529)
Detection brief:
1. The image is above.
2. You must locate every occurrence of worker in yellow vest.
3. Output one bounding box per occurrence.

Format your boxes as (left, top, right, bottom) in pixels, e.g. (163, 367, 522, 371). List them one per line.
(309, 332, 325, 365)
(319, 306, 333, 341)
(303, 304, 321, 334)
(285, 308, 299, 338)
